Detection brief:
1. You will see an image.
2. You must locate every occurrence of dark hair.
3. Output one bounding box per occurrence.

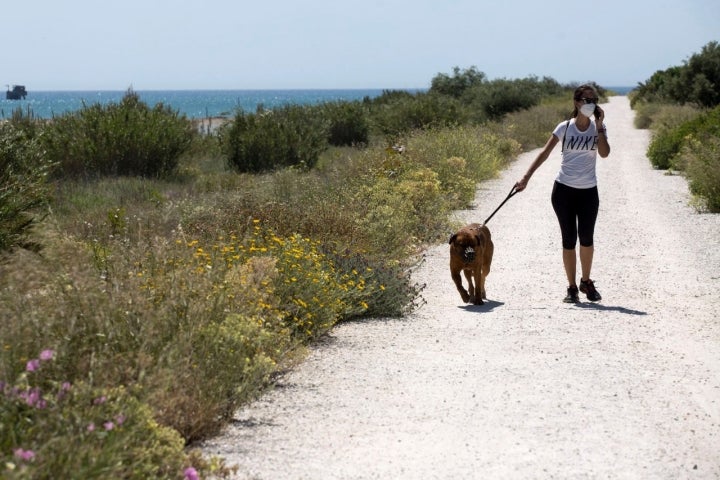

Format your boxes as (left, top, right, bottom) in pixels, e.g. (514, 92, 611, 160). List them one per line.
(571, 84, 599, 118)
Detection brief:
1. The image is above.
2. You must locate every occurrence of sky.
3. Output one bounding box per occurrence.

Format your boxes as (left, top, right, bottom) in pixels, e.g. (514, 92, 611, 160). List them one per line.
(3, 0, 719, 91)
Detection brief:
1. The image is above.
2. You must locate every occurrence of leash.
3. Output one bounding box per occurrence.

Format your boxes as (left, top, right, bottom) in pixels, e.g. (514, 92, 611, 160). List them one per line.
(483, 184, 519, 225)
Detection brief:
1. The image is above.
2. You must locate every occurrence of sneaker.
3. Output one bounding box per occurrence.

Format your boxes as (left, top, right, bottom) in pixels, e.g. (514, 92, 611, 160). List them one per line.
(564, 285, 579, 303)
(580, 279, 602, 302)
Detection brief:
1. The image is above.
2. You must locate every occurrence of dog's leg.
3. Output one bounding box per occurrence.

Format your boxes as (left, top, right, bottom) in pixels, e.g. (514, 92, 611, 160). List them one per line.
(452, 270, 470, 303)
(478, 265, 487, 301)
(463, 269, 480, 304)
(479, 269, 487, 301)
(479, 240, 494, 300)
(468, 268, 484, 305)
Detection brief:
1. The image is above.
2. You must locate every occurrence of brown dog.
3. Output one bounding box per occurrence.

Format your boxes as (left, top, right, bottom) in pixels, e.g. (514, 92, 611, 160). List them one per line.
(449, 223, 493, 305)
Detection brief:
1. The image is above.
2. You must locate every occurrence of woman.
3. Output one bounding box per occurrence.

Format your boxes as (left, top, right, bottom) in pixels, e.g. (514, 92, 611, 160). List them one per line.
(515, 84, 611, 302)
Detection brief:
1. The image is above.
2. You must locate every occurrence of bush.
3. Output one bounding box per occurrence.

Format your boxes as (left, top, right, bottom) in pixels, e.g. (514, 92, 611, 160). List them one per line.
(369, 91, 464, 136)
(429, 66, 486, 98)
(42, 89, 194, 178)
(647, 105, 716, 169)
(223, 104, 328, 173)
(0, 120, 54, 254)
(647, 122, 696, 169)
(633, 41, 720, 108)
(632, 101, 664, 129)
(322, 101, 370, 146)
(465, 79, 539, 120)
(684, 134, 720, 212)
(498, 99, 569, 150)
(408, 125, 522, 207)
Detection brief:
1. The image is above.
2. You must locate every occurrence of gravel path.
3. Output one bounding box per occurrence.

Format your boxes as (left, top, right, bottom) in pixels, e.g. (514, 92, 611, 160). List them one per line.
(202, 96, 720, 479)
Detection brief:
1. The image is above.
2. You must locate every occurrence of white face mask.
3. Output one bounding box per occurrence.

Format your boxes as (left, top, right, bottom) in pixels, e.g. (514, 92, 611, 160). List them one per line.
(580, 103, 596, 118)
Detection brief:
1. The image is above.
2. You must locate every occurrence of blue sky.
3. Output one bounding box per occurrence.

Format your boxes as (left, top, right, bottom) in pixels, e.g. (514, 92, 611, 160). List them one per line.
(4, 0, 718, 91)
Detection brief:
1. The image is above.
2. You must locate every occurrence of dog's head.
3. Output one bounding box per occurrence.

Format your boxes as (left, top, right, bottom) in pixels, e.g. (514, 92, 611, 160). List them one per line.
(449, 227, 486, 263)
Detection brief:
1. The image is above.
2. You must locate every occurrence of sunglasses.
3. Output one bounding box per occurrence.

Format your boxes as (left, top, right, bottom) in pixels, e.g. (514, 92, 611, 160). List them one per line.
(576, 97, 598, 104)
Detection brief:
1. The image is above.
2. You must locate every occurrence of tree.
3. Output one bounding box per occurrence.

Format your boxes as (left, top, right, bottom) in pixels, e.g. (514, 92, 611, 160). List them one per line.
(633, 41, 720, 108)
(430, 66, 486, 98)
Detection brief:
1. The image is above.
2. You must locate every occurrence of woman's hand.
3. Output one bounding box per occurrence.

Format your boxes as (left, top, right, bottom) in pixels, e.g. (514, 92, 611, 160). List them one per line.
(595, 104, 605, 123)
(516, 134, 558, 192)
(515, 176, 529, 192)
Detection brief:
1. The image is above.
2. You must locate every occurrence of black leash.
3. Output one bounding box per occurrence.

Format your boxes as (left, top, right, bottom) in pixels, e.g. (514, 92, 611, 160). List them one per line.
(483, 184, 519, 225)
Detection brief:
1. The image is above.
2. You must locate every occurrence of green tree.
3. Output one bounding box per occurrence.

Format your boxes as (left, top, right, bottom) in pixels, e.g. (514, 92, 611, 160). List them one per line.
(633, 41, 720, 108)
(430, 66, 486, 98)
(680, 41, 720, 107)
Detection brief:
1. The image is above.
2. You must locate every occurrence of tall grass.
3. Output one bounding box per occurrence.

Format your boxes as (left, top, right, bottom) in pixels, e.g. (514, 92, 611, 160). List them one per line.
(683, 134, 720, 212)
(0, 120, 54, 253)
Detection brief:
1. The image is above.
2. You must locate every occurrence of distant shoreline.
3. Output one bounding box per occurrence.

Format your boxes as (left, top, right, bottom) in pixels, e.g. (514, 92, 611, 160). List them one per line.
(2, 86, 635, 120)
(1, 88, 406, 120)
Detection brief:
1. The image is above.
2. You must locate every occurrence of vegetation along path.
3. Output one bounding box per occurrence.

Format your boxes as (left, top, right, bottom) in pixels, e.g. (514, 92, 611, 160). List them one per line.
(202, 96, 720, 479)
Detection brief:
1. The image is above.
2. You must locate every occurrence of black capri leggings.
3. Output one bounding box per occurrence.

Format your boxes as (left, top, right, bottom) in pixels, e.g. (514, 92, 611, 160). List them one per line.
(551, 181, 599, 250)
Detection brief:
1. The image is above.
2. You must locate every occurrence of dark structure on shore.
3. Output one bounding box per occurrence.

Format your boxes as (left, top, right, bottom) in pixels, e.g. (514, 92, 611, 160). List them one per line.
(6, 85, 27, 100)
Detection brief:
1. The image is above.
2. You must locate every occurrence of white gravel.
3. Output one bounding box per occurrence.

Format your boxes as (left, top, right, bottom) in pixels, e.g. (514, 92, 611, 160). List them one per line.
(201, 96, 720, 479)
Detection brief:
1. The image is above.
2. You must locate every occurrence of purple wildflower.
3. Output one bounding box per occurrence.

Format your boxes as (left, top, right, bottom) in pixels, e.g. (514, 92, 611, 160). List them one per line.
(14, 448, 36, 461)
(103, 421, 114, 431)
(57, 382, 72, 401)
(93, 395, 107, 405)
(26, 359, 40, 372)
(184, 467, 200, 480)
(115, 414, 126, 426)
(25, 388, 42, 408)
(39, 349, 55, 361)
(87, 423, 96, 432)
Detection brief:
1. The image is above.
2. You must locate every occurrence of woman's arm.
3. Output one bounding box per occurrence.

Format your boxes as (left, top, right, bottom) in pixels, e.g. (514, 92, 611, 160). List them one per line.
(595, 105, 611, 158)
(515, 134, 559, 191)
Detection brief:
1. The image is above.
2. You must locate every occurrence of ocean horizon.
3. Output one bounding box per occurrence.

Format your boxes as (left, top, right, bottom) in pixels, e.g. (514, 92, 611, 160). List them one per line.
(1, 89, 416, 120)
(2, 86, 635, 120)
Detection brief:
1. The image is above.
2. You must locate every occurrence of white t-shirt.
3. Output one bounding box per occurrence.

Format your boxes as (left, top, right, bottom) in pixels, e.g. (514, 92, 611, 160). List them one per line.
(553, 118, 607, 189)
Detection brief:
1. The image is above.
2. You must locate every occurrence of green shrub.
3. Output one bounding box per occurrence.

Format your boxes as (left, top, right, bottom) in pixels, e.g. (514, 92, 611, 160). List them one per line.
(679, 126, 720, 213)
(466, 79, 539, 120)
(322, 101, 369, 146)
(633, 41, 720, 108)
(223, 104, 328, 173)
(632, 101, 660, 129)
(367, 72, 566, 137)
(42, 89, 194, 178)
(408, 125, 522, 207)
(647, 105, 716, 169)
(684, 134, 720, 212)
(355, 168, 442, 254)
(498, 99, 569, 150)
(369, 91, 465, 136)
(429, 66, 487, 98)
(0, 121, 54, 254)
(647, 125, 693, 169)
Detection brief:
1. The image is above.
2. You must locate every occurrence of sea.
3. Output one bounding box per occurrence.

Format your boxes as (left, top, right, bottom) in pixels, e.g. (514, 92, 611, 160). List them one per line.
(0, 89, 412, 120)
(1, 86, 634, 121)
